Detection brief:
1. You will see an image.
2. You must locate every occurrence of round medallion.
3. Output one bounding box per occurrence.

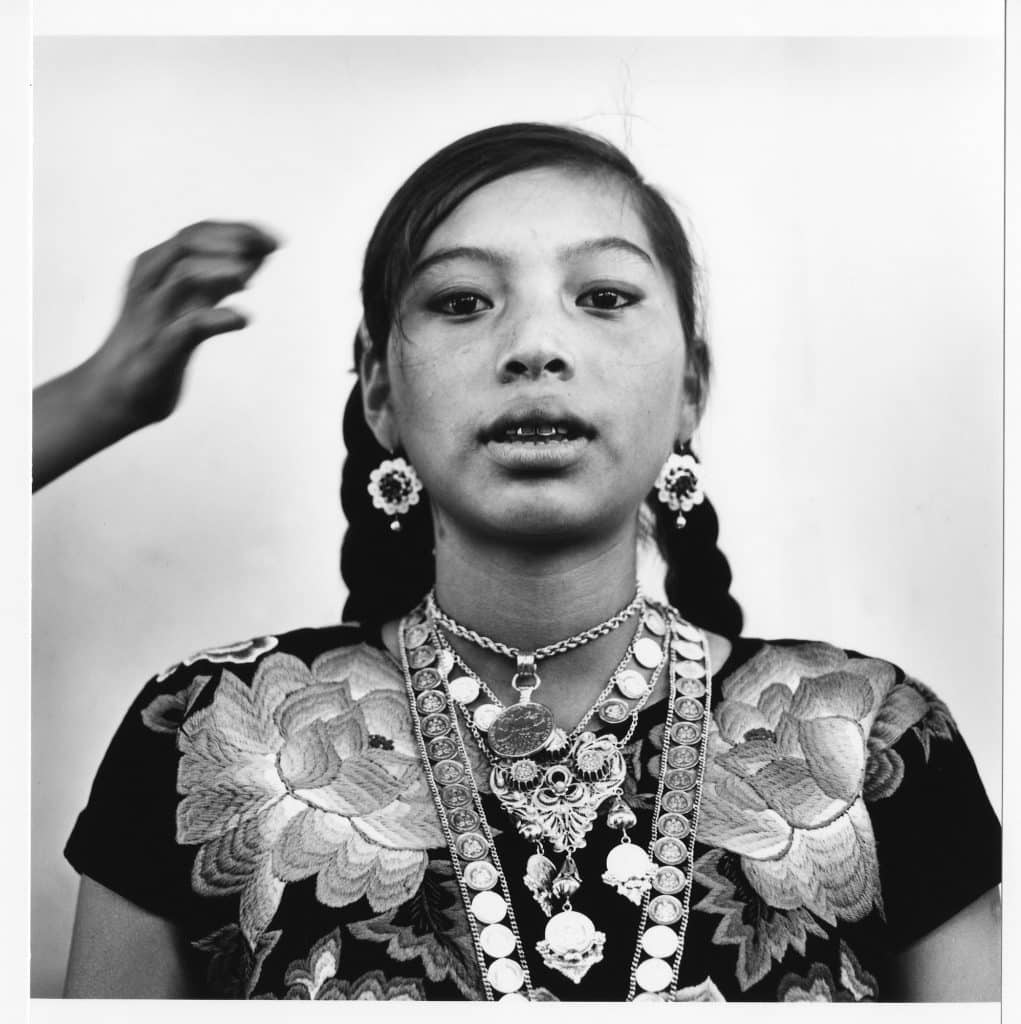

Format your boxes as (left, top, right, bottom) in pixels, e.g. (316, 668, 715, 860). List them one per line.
(633, 992, 667, 1003)
(598, 699, 630, 725)
(455, 831, 490, 862)
(635, 956, 672, 993)
(660, 789, 694, 815)
(448, 807, 481, 833)
(487, 702, 555, 758)
(615, 669, 648, 700)
(670, 721, 701, 746)
(448, 675, 481, 705)
(427, 735, 457, 761)
(409, 644, 437, 669)
(479, 922, 516, 958)
(499, 992, 529, 1003)
(416, 689, 447, 715)
(634, 637, 663, 669)
(436, 648, 455, 677)
(420, 713, 451, 738)
(671, 639, 704, 661)
(653, 865, 687, 894)
(412, 667, 442, 691)
(606, 842, 653, 878)
(663, 767, 697, 791)
(653, 836, 688, 865)
(666, 744, 698, 769)
(405, 623, 431, 649)
(674, 698, 704, 721)
(463, 860, 499, 891)
(648, 894, 683, 925)
(672, 620, 702, 643)
(673, 659, 706, 681)
(440, 783, 472, 809)
(676, 678, 706, 699)
(657, 813, 691, 839)
(472, 703, 501, 731)
(544, 910, 596, 954)
(433, 759, 465, 786)
(641, 925, 680, 959)
(643, 608, 666, 635)
(471, 890, 507, 924)
(487, 957, 524, 994)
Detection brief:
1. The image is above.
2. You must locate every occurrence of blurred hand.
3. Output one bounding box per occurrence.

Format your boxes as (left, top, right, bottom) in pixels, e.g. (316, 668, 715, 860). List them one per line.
(85, 220, 279, 429)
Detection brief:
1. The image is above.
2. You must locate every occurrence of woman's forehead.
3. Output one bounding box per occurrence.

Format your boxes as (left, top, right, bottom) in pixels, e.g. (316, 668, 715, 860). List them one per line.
(419, 166, 653, 262)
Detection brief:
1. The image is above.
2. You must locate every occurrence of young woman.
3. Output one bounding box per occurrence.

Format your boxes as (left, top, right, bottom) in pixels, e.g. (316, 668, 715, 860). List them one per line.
(62, 123, 1001, 1002)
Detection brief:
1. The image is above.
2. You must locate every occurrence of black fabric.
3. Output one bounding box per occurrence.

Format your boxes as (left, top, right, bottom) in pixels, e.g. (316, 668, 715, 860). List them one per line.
(65, 625, 1000, 1001)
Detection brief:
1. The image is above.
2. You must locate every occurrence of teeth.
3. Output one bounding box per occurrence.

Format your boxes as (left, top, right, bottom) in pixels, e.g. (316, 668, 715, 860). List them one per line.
(501, 422, 573, 441)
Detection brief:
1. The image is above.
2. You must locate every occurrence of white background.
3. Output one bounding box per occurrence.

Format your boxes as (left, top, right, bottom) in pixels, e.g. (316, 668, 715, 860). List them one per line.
(30, 29, 1003, 1003)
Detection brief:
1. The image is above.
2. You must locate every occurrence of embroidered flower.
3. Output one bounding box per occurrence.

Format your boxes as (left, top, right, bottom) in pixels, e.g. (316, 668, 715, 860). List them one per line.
(176, 644, 444, 944)
(142, 674, 213, 733)
(673, 976, 726, 1001)
(156, 635, 279, 682)
(191, 922, 280, 998)
(698, 643, 893, 956)
(776, 943, 876, 1002)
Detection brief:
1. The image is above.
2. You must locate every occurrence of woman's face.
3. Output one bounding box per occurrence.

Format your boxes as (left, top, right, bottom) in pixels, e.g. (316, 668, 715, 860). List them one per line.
(365, 166, 697, 546)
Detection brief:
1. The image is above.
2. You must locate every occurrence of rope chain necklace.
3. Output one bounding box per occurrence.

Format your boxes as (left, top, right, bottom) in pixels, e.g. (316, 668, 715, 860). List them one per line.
(397, 594, 714, 1000)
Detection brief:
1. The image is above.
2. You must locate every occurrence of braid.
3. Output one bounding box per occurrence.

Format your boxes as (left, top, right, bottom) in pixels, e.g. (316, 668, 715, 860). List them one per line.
(339, 336, 435, 624)
(649, 450, 743, 638)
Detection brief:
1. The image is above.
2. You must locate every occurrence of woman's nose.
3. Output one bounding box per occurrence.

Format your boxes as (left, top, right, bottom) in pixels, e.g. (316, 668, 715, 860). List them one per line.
(497, 314, 575, 383)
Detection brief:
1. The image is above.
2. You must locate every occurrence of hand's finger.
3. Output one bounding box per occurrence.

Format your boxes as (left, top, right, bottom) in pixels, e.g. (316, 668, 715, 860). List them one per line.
(159, 305, 249, 355)
(151, 255, 259, 317)
(127, 221, 279, 293)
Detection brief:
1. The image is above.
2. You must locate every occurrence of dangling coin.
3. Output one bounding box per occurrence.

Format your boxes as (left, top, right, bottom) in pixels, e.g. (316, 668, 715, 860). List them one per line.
(666, 744, 698, 769)
(672, 620, 703, 643)
(412, 667, 442, 691)
(673, 660, 706, 680)
(598, 699, 630, 725)
(653, 836, 688, 865)
(606, 842, 653, 879)
(473, 703, 501, 731)
(441, 784, 472, 809)
(634, 637, 663, 669)
(653, 865, 686, 894)
(672, 639, 704, 661)
(677, 678, 706, 699)
(648, 894, 683, 925)
(416, 689, 447, 714)
(448, 807, 481, 833)
(674, 698, 704, 721)
(487, 958, 524, 994)
(421, 713, 451, 738)
(448, 675, 481, 705)
(471, 890, 507, 924)
(657, 813, 691, 839)
(643, 609, 666, 635)
(545, 910, 597, 954)
(409, 644, 437, 669)
(487, 701, 555, 758)
(436, 648, 455, 677)
(663, 768, 697, 791)
(615, 669, 648, 700)
(635, 956, 673, 992)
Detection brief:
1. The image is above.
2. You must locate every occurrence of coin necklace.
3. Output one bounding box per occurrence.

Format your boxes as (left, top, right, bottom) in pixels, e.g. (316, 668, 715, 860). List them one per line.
(425, 586, 643, 760)
(398, 601, 714, 998)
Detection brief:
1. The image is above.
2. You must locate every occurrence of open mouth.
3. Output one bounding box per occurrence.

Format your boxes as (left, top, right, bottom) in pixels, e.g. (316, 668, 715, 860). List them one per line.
(500, 422, 580, 444)
(484, 409, 593, 445)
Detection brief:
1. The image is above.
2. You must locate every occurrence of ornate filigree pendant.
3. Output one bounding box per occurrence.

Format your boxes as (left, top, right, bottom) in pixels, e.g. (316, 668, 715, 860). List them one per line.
(535, 910, 606, 984)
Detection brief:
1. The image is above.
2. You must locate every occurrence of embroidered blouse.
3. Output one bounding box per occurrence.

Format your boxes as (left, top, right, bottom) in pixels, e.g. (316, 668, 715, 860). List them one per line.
(64, 622, 1001, 1001)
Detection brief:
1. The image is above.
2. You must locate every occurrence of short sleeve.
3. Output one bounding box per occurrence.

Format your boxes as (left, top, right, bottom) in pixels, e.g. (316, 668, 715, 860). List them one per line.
(64, 665, 204, 920)
(865, 675, 1001, 950)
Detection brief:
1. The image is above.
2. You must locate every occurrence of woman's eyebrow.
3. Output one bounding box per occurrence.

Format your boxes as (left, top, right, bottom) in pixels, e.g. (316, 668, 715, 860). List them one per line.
(558, 237, 654, 266)
(410, 246, 508, 281)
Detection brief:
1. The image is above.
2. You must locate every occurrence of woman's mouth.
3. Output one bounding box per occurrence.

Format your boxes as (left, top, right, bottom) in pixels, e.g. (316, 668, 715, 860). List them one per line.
(501, 423, 576, 444)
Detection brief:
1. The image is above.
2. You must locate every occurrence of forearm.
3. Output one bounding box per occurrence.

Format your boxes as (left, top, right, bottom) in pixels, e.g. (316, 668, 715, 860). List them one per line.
(32, 359, 138, 491)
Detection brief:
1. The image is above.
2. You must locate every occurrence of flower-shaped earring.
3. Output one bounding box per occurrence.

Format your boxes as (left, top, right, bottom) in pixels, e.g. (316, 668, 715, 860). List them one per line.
(368, 456, 423, 532)
(655, 449, 704, 528)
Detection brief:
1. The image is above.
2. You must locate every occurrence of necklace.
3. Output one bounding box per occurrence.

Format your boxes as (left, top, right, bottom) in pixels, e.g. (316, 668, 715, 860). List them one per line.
(426, 587, 644, 760)
(397, 599, 714, 999)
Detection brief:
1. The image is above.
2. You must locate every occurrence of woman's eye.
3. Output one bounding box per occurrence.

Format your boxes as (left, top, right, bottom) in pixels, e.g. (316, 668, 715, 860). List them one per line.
(578, 288, 638, 311)
(429, 292, 492, 317)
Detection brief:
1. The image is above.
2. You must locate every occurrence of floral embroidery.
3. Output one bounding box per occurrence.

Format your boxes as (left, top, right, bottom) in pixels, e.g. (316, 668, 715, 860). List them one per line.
(347, 860, 484, 999)
(698, 643, 888, 931)
(776, 941, 877, 1002)
(191, 922, 280, 998)
(156, 635, 279, 682)
(673, 977, 726, 1001)
(279, 927, 424, 1000)
(838, 940, 878, 1001)
(176, 643, 444, 944)
(693, 849, 827, 991)
(141, 675, 212, 734)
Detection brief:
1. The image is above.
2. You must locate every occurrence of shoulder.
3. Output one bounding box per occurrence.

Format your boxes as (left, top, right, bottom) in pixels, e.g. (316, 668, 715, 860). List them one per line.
(139, 621, 403, 735)
(713, 637, 956, 753)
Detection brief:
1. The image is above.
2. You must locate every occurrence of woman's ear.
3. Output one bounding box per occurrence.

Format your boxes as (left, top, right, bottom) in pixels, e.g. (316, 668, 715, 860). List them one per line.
(358, 329, 398, 452)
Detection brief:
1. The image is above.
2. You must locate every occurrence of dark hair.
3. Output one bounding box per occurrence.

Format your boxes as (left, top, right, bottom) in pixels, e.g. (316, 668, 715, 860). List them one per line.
(341, 122, 743, 637)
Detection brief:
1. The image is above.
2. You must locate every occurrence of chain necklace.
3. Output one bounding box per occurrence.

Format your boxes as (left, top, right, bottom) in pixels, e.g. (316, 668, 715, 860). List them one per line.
(397, 600, 714, 998)
(426, 586, 644, 760)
